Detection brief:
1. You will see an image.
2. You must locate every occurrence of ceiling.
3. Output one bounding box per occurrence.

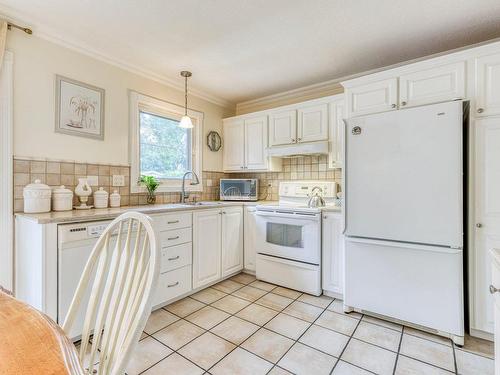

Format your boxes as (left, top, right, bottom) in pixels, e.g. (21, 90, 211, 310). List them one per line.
(2, 0, 500, 106)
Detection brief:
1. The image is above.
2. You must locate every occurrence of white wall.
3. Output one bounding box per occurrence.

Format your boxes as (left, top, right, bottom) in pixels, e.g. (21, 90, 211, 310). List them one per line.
(6, 31, 234, 171)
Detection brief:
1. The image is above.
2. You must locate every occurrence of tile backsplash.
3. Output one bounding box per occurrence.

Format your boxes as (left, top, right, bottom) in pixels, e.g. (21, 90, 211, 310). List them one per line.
(13, 155, 341, 212)
(13, 157, 226, 212)
(234, 155, 342, 201)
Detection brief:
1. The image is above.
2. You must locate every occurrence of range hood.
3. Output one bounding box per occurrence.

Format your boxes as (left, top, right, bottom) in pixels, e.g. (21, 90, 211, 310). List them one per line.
(267, 141, 329, 158)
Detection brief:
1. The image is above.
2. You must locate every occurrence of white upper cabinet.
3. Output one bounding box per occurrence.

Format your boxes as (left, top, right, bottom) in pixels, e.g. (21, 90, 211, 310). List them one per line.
(328, 98, 344, 169)
(399, 62, 465, 108)
(346, 78, 398, 117)
(221, 206, 244, 277)
(475, 52, 500, 117)
(297, 103, 328, 143)
(223, 118, 245, 171)
(245, 116, 268, 170)
(268, 110, 297, 146)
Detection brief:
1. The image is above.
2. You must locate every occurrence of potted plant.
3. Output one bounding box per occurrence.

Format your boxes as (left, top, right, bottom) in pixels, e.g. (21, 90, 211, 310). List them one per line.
(139, 175, 159, 204)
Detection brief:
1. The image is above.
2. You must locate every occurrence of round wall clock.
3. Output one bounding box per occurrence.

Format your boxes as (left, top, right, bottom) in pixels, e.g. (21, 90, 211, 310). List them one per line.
(207, 131, 222, 152)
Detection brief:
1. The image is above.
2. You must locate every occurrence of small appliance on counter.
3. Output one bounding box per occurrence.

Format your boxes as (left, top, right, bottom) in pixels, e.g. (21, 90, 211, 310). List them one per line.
(254, 180, 337, 295)
(220, 179, 258, 201)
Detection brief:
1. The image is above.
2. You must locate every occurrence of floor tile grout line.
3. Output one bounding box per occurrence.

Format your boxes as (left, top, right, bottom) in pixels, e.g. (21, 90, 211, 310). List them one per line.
(329, 309, 364, 375)
(264, 298, 338, 374)
(392, 326, 404, 375)
(396, 354, 457, 374)
(203, 282, 309, 373)
(452, 341, 459, 374)
(139, 275, 481, 374)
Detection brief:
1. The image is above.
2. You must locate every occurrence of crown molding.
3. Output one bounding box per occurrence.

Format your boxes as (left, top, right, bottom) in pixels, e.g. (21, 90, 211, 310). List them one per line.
(236, 78, 344, 115)
(0, 7, 234, 109)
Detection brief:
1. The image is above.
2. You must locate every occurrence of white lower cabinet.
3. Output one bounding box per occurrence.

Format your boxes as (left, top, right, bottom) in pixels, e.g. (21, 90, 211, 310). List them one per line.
(244, 206, 257, 272)
(322, 211, 344, 297)
(222, 206, 244, 277)
(193, 209, 222, 289)
(491, 250, 500, 374)
(153, 265, 192, 306)
(193, 207, 244, 289)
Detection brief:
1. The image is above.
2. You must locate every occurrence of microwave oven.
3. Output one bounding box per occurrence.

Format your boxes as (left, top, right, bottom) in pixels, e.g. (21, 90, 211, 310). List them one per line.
(220, 179, 258, 201)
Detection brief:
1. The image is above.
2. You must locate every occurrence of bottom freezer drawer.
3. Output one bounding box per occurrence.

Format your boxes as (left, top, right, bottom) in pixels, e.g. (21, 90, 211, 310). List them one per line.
(256, 254, 321, 296)
(153, 265, 192, 306)
(344, 238, 464, 336)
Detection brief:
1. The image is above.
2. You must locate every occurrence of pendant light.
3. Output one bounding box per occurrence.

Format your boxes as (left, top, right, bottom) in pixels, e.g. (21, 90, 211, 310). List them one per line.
(179, 71, 194, 128)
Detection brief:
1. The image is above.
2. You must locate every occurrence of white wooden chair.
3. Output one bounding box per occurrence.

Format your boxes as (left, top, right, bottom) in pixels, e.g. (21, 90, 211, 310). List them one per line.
(63, 211, 159, 375)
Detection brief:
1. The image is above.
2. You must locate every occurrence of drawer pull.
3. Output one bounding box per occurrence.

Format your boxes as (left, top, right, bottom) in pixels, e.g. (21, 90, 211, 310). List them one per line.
(168, 255, 180, 261)
(489, 285, 500, 294)
(168, 236, 180, 241)
(167, 281, 179, 288)
(167, 220, 180, 224)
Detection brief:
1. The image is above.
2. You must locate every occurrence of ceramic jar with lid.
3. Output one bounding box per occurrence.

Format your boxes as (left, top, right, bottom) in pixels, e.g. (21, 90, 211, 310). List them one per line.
(93, 187, 109, 209)
(109, 190, 121, 208)
(52, 185, 74, 211)
(23, 179, 51, 213)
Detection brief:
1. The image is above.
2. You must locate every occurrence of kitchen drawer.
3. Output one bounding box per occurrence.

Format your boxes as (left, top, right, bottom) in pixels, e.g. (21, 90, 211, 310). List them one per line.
(152, 265, 192, 306)
(160, 242, 192, 273)
(159, 227, 192, 247)
(154, 212, 192, 231)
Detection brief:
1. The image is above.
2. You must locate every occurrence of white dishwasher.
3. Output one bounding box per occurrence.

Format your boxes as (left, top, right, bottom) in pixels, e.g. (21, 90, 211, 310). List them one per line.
(58, 220, 114, 339)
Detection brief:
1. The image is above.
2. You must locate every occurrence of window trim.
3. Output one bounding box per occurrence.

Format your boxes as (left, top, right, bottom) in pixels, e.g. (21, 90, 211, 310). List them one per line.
(129, 91, 203, 193)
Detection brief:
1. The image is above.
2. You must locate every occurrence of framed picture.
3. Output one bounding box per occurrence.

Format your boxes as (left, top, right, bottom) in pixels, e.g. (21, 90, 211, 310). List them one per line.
(55, 75, 105, 140)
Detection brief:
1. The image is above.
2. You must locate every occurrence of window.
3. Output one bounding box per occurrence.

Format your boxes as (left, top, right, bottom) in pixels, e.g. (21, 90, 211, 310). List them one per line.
(130, 92, 203, 193)
(139, 111, 191, 179)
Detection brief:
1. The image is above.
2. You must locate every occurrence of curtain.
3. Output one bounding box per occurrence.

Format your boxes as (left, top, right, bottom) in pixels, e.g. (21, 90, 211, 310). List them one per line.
(0, 20, 7, 70)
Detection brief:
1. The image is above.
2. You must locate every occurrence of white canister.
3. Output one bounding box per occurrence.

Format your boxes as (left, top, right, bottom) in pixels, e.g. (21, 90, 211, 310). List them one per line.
(93, 187, 109, 209)
(23, 179, 51, 213)
(52, 185, 74, 212)
(110, 190, 121, 208)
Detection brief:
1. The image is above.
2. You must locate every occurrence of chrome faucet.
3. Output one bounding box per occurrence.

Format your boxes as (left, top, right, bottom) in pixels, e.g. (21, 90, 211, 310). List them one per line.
(181, 171, 200, 203)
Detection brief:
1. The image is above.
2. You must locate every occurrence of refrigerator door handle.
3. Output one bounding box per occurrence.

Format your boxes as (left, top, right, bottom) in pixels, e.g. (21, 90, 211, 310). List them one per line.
(345, 237, 462, 254)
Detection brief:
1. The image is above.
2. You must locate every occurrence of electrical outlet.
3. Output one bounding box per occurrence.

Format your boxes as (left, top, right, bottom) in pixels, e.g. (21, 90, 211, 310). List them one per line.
(112, 175, 125, 187)
(206, 179, 213, 187)
(86, 175, 99, 186)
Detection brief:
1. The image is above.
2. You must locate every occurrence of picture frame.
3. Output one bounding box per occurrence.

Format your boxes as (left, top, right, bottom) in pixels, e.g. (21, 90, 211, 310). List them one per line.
(55, 75, 105, 140)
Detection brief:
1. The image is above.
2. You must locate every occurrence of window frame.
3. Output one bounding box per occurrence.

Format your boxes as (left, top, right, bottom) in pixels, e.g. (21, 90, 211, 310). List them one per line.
(130, 91, 203, 193)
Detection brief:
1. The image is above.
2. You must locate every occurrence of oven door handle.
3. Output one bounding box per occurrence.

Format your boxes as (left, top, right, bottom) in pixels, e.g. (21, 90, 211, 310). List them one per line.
(255, 210, 320, 221)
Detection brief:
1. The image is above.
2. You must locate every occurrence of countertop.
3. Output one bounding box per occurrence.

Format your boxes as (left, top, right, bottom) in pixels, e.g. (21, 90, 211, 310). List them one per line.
(15, 201, 278, 224)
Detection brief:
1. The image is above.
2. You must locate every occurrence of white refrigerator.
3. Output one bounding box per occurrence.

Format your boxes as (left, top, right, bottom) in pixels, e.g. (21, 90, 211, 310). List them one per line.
(344, 101, 465, 345)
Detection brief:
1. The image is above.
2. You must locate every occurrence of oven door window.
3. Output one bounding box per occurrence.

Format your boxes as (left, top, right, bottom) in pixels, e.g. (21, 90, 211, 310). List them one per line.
(266, 222, 303, 248)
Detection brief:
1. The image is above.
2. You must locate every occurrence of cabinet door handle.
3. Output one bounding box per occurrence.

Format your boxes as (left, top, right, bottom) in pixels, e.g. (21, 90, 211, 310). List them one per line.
(391, 104, 397, 108)
(401, 101, 407, 106)
(168, 255, 180, 261)
(490, 285, 500, 294)
(167, 236, 180, 241)
(476, 223, 483, 228)
(167, 281, 179, 288)
(297, 138, 302, 142)
(167, 220, 179, 224)
(477, 108, 484, 113)
(291, 139, 296, 143)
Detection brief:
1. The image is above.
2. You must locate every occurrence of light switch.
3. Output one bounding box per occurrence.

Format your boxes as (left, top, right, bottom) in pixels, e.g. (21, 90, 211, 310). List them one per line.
(86, 175, 98, 186)
(112, 175, 125, 187)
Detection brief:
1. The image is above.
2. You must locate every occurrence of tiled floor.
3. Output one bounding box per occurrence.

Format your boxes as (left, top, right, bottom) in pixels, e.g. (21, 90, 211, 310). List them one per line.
(90, 273, 495, 374)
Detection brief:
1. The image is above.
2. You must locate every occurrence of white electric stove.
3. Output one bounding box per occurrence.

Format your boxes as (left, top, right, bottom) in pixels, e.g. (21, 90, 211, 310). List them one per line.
(254, 181, 337, 295)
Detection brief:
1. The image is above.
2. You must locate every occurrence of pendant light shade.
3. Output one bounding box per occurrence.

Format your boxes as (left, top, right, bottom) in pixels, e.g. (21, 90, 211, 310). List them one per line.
(179, 115, 193, 128)
(179, 71, 194, 129)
